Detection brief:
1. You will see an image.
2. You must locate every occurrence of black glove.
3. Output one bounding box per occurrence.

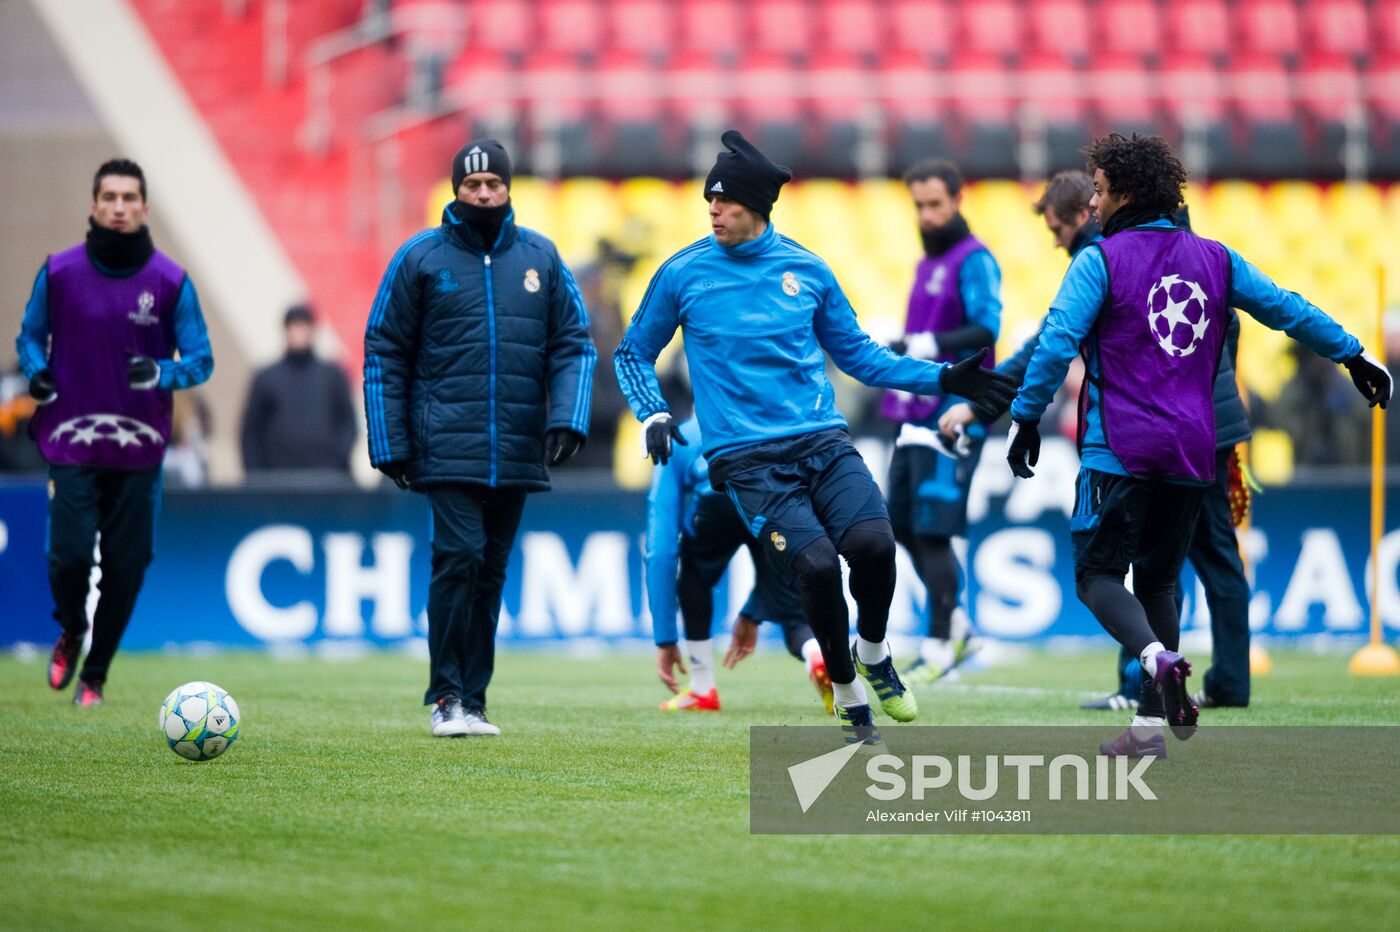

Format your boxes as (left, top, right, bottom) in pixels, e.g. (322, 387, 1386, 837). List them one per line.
(126, 354, 160, 390)
(545, 428, 584, 466)
(1344, 350, 1392, 409)
(1006, 419, 1041, 479)
(939, 347, 1016, 420)
(643, 413, 688, 466)
(28, 368, 57, 405)
(378, 460, 410, 490)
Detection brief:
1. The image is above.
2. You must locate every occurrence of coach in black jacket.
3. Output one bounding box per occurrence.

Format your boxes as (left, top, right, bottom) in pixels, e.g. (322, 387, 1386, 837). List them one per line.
(365, 140, 596, 738)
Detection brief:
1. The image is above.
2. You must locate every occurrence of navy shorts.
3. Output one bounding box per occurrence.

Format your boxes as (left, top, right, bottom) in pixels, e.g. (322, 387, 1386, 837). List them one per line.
(681, 493, 811, 655)
(708, 429, 889, 570)
(683, 494, 805, 627)
(886, 433, 986, 540)
(1070, 468, 1205, 584)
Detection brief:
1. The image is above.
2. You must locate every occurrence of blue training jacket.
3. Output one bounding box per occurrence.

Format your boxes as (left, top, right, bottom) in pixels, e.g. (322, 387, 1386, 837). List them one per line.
(364, 204, 596, 490)
(1011, 218, 1362, 476)
(614, 223, 948, 459)
(644, 418, 801, 645)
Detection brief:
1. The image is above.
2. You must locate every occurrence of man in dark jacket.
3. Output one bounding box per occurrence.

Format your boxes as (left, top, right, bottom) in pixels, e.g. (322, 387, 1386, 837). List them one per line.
(240, 304, 356, 476)
(364, 140, 595, 738)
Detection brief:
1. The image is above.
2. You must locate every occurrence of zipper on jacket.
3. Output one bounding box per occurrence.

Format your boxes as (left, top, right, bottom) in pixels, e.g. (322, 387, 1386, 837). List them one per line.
(484, 253, 497, 487)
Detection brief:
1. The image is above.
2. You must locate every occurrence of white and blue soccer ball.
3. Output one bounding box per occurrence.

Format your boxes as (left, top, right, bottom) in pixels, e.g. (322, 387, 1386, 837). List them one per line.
(160, 681, 240, 761)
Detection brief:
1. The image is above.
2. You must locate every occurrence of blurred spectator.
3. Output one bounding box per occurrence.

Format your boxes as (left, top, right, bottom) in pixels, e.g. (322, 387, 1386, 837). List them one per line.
(1262, 343, 1370, 467)
(0, 367, 44, 473)
(164, 391, 212, 487)
(240, 305, 356, 476)
(572, 238, 638, 469)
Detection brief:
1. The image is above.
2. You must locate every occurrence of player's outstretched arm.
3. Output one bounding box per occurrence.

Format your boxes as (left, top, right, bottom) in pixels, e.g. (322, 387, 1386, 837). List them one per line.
(1227, 247, 1391, 408)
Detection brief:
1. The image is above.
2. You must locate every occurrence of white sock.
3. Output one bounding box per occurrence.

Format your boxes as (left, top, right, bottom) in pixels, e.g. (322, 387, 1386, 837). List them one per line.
(800, 638, 822, 668)
(1130, 714, 1165, 741)
(1140, 641, 1166, 677)
(855, 636, 888, 665)
(920, 637, 954, 668)
(683, 638, 715, 694)
(832, 678, 868, 708)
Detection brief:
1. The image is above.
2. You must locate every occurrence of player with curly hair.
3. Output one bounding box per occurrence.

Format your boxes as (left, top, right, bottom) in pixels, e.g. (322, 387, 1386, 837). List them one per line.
(1005, 133, 1390, 757)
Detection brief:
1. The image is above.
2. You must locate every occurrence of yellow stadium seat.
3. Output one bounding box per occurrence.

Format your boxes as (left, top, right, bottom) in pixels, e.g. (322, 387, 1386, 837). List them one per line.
(418, 178, 1390, 413)
(551, 179, 623, 264)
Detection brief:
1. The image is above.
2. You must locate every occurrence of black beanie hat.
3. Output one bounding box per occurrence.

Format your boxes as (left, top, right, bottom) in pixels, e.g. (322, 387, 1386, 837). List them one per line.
(702, 130, 792, 220)
(451, 139, 512, 192)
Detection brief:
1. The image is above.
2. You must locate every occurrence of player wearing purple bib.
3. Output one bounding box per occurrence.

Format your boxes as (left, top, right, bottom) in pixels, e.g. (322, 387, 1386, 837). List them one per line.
(1007, 135, 1390, 756)
(16, 160, 214, 705)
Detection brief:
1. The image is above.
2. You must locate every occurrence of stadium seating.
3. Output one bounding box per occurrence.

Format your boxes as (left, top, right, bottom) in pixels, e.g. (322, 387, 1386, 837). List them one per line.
(173, 0, 1400, 184)
(123, 0, 1400, 384)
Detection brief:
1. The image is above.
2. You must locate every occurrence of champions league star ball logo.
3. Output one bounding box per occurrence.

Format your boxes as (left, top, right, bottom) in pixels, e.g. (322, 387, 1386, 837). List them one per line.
(49, 414, 164, 449)
(1146, 274, 1210, 357)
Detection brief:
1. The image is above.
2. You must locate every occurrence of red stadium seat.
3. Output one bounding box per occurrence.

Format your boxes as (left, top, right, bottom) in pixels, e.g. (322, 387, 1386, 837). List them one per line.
(538, 0, 605, 54)
(749, 0, 814, 58)
(521, 49, 592, 122)
(1371, 52, 1400, 121)
(948, 50, 1014, 122)
(1377, 1, 1400, 56)
(1235, 0, 1301, 57)
(668, 50, 730, 122)
(959, 0, 1025, 58)
(877, 49, 945, 123)
(445, 49, 517, 109)
(1299, 53, 1363, 123)
(1094, 0, 1163, 59)
(1019, 51, 1087, 122)
(807, 51, 872, 121)
(1019, 51, 1089, 172)
(1230, 52, 1297, 122)
(463, 0, 533, 56)
(596, 50, 664, 122)
(607, 0, 675, 56)
(1164, 0, 1230, 58)
(1302, 0, 1370, 58)
(1159, 51, 1226, 124)
(734, 51, 805, 123)
(818, 0, 886, 57)
(1028, 0, 1091, 61)
(1090, 52, 1158, 128)
(888, 0, 956, 60)
(677, 0, 743, 55)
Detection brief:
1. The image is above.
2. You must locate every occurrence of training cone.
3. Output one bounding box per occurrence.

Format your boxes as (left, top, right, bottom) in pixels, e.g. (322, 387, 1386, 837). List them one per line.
(1249, 644, 1273, 676)
(1349, 642, 1400, 677)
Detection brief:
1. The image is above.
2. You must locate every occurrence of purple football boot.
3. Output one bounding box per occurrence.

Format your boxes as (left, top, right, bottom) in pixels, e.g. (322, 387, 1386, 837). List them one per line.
(1151, 650, 1199, 740)
(1099, 728, 1166, 759)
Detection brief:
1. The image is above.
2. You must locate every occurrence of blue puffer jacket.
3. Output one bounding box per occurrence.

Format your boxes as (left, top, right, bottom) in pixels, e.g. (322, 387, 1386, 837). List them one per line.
(364, 203, 596, 489)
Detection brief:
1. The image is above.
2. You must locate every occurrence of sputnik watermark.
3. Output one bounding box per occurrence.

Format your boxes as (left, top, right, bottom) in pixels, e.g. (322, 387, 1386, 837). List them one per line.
(788, 742, 1154, 815)
(752, 726, 1400, 834)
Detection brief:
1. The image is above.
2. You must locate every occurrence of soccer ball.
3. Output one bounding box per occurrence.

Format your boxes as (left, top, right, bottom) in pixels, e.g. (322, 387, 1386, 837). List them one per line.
(160, 681, 240, 761)
(1146, 273, 1210, 358)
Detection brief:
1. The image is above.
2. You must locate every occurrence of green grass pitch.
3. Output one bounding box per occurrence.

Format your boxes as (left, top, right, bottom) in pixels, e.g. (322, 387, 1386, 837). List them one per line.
(1, 648, 1397, 931)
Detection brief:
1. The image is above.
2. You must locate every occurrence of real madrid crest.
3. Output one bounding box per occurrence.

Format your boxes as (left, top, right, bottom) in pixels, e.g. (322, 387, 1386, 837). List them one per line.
(770, 531, 787, 552)
(781, 272, 800, 297)
(524, 268, 541, 293)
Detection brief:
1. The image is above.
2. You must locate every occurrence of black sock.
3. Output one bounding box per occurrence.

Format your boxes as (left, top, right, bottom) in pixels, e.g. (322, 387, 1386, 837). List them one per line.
(913, 535, 959, 640)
